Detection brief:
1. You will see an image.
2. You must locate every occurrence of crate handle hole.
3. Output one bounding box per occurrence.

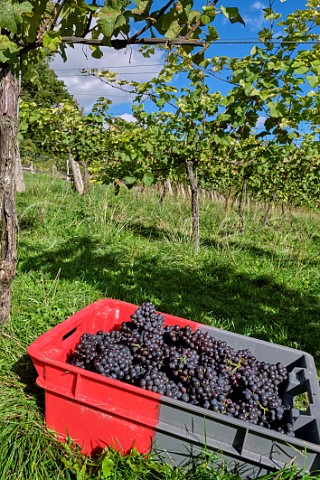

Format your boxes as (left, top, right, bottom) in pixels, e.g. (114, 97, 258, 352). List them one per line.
(293, 391, 310, 412)
(63, 327, 77, 341)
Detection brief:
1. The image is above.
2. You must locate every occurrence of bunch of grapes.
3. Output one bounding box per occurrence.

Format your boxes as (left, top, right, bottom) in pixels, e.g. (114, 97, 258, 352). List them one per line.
(68, 302, 294, 437)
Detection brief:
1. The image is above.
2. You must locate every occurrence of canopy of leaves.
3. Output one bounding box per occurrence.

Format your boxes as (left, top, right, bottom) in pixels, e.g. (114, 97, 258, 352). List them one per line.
(0, 0, 245, 72)
(20, 59, 79, 156)
(19, 97, 112, 171)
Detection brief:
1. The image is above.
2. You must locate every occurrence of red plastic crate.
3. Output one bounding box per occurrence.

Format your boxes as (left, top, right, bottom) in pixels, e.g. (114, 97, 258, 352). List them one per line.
(27, 299, 320, 477)
(27, 299, 200, 456)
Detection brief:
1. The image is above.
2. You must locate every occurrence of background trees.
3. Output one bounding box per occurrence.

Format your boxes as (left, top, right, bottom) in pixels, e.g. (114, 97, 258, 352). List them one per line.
(20, 59, 79, 164)
(21, 58, 78, 108)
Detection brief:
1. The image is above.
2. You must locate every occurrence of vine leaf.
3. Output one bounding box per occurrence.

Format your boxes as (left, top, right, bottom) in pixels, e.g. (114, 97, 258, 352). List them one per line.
(43, 31, 61, 52)
(97, 5, 122, 45)
(0, 0, 32, 33)
(220, 6, 245, 27)
(142, 172, 154, 186)
(123, 176, 137, 188)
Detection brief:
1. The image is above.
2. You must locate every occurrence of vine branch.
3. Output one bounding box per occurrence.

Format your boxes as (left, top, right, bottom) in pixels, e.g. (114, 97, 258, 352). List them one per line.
(129, 0, 176, 43)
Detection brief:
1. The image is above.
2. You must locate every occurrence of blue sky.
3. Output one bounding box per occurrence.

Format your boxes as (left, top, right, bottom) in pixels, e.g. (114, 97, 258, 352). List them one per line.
(52, 1, 313, 120)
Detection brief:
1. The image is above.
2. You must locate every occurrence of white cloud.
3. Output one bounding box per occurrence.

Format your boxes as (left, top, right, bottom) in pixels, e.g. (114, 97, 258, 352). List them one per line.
(252, 1, 266, 9)
(51, 45, 165, 113)
(256, 115, 266, 128)
(243, 2, 267, 32)
(118, 113, 136, 122)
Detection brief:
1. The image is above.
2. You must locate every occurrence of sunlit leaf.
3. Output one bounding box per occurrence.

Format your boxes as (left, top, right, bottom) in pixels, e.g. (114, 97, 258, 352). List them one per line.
(123, 176, 137, 186)
(101, 457, 114, 478)
(142, 172, 154, 186)
(0, 0, 32, 33)
(306, 75, 319, 88)
(43, 31, 61, 52)
(220, 6, 245, 26)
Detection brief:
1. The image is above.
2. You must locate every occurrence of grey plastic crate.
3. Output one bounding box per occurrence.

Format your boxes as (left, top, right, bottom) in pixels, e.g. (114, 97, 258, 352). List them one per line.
(151, 323, 320, 478)
(27, 299, 320, 479)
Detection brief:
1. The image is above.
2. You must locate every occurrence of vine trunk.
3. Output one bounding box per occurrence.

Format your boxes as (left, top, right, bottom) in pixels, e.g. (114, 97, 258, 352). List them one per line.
(0, 68, 18, 324)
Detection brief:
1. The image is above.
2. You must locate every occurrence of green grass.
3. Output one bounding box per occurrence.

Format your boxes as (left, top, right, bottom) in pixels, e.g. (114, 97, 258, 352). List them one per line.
(1, 173, 320, 479)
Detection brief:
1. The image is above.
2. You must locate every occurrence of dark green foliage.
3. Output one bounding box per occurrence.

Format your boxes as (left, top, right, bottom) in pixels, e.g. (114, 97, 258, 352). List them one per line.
(20, 59, 79, 159)
(21, 59, 78, 109)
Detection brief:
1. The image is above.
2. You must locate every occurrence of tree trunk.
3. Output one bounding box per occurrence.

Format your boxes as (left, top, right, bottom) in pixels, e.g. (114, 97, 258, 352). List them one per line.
(164, 178, 173, 196)
(224, 190, 231, 211)
(0, 68, 19, 324)
(238, 175, 248, 235)
(77, 159, 90, 194)
(263, 191, 277, 226)
(15, 137, 25, 192)
(159, 177, 173, 204)
(199, 187, 206, 201)
(185, 160, 200, 252)
(69, 151, 84, 195)
(178, 183, 186, 199)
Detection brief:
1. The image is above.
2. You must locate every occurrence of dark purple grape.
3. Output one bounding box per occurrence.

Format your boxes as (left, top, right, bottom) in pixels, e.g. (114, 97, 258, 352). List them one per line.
(68, 302, 294, 437)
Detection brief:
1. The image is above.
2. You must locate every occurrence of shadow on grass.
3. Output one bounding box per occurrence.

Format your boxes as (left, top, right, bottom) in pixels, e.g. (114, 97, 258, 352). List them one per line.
(203, 237, 320, 268)
(122, 221, 319, 269)
(12, 353, 45, 414)
(117, 220, 191, 243)
(19, 234, 320, 364)
(122, 222, 169, 240)
(311, 234, 320, 246)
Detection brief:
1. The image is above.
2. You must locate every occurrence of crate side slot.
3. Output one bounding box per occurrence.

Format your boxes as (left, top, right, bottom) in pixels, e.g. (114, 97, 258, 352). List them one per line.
(158, 400, 250, 455)
(293, 417, 320, 445)
(157, 398, 320, 472)
(244, 429, 314, 471)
